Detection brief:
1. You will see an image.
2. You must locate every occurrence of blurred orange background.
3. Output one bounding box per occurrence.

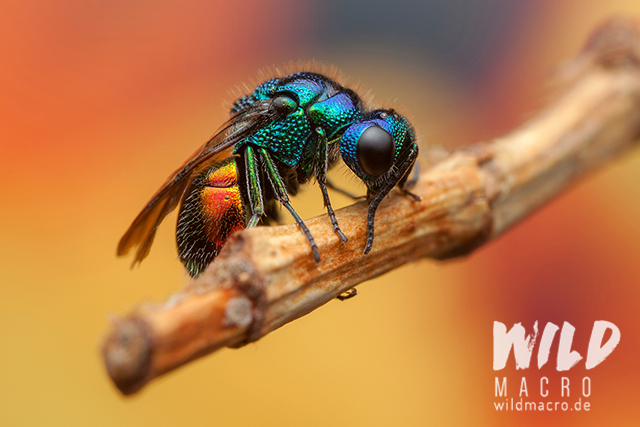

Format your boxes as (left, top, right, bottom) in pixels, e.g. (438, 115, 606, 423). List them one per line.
(2, 1, 640, 426)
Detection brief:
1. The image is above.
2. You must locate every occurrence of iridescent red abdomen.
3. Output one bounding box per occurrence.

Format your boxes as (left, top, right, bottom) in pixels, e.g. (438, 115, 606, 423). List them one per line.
(176, 158, 245, 276)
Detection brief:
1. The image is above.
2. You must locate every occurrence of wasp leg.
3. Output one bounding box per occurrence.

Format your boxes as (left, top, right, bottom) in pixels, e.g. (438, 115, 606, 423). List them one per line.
(258, 147, 321, 262)
(404, 162, 421, 188)
(403, 188, 421, 201)
(244, 146, 265, 228)
(316, 128, 348, 243)
(365, 145, 420, 254)
(398, 161, 421, 201)
(325, 178, 364, 200)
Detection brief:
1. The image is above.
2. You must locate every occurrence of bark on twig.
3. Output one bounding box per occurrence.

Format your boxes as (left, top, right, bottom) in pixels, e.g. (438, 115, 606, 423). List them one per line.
(102, 18, 640, 395)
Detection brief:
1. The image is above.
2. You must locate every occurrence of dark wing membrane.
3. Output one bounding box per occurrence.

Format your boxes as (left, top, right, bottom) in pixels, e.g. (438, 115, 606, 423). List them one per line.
(117, 101, 275, 265)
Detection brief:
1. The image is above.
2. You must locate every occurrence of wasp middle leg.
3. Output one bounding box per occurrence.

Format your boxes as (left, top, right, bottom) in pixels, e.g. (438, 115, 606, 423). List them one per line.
(315, 128, 348, 243)
(325, 179, 364, 200)
(256, 147, 321, 262)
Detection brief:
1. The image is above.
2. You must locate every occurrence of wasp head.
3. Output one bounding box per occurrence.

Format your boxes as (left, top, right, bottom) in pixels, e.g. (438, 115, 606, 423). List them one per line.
(340, 109, 418, 198)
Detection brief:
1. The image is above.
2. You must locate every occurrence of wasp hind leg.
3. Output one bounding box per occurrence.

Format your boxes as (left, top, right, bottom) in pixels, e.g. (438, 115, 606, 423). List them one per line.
(256, 147, 321, 262)
(315, 128, 348, 243)
(243, 146, 265, 228)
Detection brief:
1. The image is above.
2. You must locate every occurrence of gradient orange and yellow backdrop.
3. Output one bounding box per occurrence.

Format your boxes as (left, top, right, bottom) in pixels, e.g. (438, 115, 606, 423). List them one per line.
(2, 1, 640, 426)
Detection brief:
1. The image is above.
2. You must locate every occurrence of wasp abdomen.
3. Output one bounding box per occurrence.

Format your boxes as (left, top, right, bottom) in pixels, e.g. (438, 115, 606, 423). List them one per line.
(176, 158, 246, 277)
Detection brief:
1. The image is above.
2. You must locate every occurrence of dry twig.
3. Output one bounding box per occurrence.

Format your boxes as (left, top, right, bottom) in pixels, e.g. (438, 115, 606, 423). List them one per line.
(102, 18, 640, 395)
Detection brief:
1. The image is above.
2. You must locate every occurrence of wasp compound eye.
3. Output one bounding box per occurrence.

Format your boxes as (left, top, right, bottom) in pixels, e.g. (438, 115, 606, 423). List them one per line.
(271, 95, 297, 115)
(356, 125, 395, 177)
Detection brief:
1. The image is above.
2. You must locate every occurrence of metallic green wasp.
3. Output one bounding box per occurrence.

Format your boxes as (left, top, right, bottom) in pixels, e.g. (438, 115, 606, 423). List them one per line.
(118, 70, 419, 276)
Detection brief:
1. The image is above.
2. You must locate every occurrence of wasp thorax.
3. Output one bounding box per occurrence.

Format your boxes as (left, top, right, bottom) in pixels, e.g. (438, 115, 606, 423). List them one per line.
(356, 125, 395, 177)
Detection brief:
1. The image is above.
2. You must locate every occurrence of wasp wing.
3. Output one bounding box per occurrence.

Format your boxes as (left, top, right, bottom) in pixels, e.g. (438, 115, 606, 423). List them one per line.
(117, 101, 275, 266)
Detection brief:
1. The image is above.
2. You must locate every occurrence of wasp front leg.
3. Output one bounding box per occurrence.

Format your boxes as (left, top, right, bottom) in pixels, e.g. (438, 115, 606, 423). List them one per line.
(256, 147, 321, 262)
(315, 128, 348, 243)
(364, 144, 420, 254)
(398, 161, 421, 201)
